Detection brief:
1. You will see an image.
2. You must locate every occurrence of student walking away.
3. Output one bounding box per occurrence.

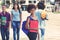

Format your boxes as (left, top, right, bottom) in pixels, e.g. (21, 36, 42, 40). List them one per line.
(0, 5, 11, 40)
(35, 1, 48, 40)
(11, 3, 22, 40)
(25, 4, 39, 40)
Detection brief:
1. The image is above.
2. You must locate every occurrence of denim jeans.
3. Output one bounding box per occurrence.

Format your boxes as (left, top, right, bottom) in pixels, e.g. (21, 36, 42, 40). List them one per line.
(40, 28, 45, 37)
(40, 28, 45, 40)
(12, 21, 20, 40)
(1, 27, 9, 40)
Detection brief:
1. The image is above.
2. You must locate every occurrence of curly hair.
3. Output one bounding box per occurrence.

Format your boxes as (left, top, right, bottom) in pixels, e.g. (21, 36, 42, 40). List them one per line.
(27, 4, 36, 13)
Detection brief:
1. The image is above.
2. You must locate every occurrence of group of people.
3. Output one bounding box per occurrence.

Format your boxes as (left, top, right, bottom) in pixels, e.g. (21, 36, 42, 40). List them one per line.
(0, 1, 48, 40)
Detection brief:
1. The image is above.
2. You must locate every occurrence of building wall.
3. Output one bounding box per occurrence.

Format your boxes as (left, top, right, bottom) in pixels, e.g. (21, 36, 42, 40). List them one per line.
(1, 0, 47, 5)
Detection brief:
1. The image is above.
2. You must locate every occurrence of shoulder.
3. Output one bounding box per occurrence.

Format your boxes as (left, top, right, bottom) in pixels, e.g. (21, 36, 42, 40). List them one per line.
(6, 11, 10, 14)
(0, 12, 3, 16)
(11, 9, 15, 12)
(27, 16, 31, 20)
(6, 12, 10, 16)
(0, 12, 3, 14)
(11, 9, 15, 14)
(35, 9, 39, 13)
(27, 16, 31, 19)
(35, 9, 42, 14)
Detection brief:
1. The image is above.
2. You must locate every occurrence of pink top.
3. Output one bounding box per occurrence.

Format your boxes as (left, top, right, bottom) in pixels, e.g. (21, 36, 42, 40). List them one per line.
(29, 20, 38, 33)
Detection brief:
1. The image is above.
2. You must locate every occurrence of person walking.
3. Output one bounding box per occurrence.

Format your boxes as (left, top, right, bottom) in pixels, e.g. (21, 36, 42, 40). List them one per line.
(26, 4, 39, 40)
(0, 5, 11, 40)
(11, 3, 22, 40)
(35, 2, 48, 40)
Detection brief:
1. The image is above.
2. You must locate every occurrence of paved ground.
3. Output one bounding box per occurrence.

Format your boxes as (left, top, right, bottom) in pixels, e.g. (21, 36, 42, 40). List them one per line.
(45, 13, 60, 40)
(0, 7, 60, 40)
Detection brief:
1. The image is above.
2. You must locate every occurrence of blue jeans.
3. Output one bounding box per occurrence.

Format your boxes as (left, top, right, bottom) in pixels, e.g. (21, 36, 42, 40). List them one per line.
(40, 28, 45, 40)
(40, 28, 45, 37)
(1, 27, 9, 40)
(12, 21, 20, 40)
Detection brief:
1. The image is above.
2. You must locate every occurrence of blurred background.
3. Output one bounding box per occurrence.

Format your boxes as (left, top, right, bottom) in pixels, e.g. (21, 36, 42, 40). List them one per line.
(0, 0, 60, 12)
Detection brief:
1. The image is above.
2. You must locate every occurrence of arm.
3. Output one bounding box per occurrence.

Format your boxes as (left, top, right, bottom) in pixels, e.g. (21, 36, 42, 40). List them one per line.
(25, 17, 30, 30)
(45, 10, 48, 20)
(11, 10, 13, 21)
(45, 14, 48, 20)
(8, 13, 11, 30)
(0, 15, 1, 27)
(11, 14, 13, 21)
(19, 9, 22, 28)
(8, 20, 11, 31)
(20, 13, 22, 28)
(10, 11, 13, 29)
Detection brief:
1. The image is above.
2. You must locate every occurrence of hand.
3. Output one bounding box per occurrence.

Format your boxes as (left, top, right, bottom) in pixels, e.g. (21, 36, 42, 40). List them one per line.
(20, 21, 22, 29)
(8, 27, 10, 31)
(7, 27, 10, 31)
(20, 25, 22, 29)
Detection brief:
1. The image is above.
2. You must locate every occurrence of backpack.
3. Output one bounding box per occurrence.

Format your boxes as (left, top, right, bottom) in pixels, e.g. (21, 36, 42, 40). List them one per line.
(22, 21, 29, 36)
(41, 10, 47, 20)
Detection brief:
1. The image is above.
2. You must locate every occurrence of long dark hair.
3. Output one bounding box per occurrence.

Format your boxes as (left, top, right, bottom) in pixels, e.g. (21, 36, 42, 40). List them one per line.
(13, 3, 20, 10)
(13, 3, 21, 13)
